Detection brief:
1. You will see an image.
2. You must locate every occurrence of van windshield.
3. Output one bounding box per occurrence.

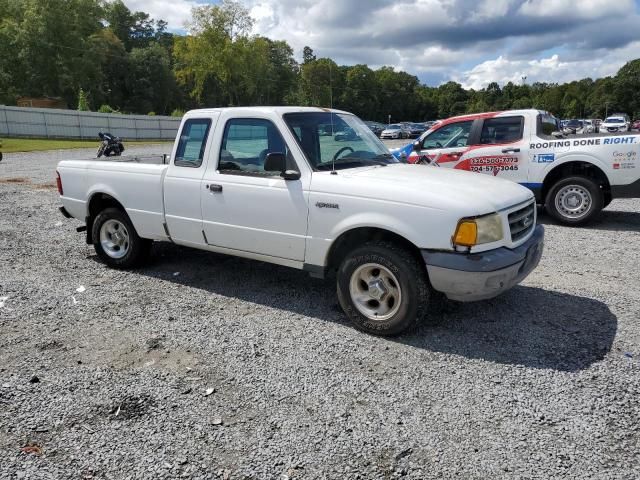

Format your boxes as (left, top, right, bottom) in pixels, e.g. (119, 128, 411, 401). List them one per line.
(606, 118, 625, 123)
(283, 112, 399, 171)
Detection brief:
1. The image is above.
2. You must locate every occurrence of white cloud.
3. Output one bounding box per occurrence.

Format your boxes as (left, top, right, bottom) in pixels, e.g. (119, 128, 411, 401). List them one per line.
(455, 42, 640, 89)
(120, 0, 640, 88)
(122, 0, 204, 30)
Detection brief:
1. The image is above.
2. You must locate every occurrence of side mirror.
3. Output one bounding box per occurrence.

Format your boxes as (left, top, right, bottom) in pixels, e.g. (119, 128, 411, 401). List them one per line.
(413, 141, 421, 152)
(264, 152, 286, 172)
(264, 152, 300, 181)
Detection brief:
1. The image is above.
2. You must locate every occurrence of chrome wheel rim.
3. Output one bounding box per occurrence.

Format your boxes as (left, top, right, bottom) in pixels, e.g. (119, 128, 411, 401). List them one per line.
(555, 185, 592, 219)
(100, 219, 130, 259)
(349, 263, 402, 321)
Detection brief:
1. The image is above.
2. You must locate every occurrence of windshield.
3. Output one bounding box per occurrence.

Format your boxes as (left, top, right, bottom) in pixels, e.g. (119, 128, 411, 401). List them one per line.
(283, 112, 399, 171)
(387, 124, 401, 130)
(567, 120, 582, 127)
(606, 117, 624, 123)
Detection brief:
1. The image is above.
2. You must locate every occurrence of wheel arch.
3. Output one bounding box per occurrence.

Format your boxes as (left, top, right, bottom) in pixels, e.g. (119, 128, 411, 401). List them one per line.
(325, 226, 424, 273)
(541, 160, 611, 206)
(85, 191, 128, 244)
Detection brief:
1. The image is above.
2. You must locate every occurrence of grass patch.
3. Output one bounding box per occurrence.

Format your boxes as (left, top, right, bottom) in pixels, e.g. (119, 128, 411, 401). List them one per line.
(1, 138, 171, 153)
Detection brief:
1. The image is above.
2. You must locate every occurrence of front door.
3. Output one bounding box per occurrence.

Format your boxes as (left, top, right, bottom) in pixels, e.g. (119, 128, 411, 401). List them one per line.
(200, 116, 309, 262)
(457, 115, 527, 182)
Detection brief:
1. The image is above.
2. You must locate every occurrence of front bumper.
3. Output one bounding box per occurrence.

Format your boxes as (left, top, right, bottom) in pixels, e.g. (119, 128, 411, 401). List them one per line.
(422, 225, 544, 302)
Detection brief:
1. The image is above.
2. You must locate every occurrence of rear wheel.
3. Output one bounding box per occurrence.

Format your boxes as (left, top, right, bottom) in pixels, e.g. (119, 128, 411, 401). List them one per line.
(337, 241, 432, 336)
(92, 208, 151, 268)
(545, 176, 603, 225)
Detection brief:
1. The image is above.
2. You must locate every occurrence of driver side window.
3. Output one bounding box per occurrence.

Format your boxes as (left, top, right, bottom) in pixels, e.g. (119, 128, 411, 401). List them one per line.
(219, 118, 294, 176)
(422, 121, 473, 149)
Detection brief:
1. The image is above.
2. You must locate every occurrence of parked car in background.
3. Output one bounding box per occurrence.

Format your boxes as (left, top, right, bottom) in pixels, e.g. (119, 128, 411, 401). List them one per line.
(593, 119, 602, 132)
(562, 119, 584, 135)
(631, 119, 640, 130)
(364, 121, 385, 137)
(380, 124, 410, 139)
(408, 123, 425, 138)
(582, 119, 596, 134)
(601, 116, 629, 133)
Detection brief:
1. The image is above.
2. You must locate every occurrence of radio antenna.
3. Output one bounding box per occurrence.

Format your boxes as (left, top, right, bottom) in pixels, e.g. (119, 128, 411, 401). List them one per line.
(330, 64, 337, 175)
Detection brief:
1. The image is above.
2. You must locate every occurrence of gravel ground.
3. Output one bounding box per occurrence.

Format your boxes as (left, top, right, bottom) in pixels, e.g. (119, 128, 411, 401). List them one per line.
(1, 145, 639, 479)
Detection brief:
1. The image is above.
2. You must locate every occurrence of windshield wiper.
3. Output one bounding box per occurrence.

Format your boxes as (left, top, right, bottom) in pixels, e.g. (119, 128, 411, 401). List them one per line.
(316, 158, 388, 170)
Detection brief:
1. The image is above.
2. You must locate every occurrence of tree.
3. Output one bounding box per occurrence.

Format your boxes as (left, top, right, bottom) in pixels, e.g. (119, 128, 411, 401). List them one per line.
(614, 59, 640, 118)
(77, 88, 90, 111)
(125, 44, 174, 114)
(303, 46, 316, 64)
(105, 0, 160, 51)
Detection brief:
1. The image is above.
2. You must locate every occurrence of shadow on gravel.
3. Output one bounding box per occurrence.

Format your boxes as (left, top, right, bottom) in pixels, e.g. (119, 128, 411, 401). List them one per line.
(540, 209, 640, 233)
(132, 243, 616, 373)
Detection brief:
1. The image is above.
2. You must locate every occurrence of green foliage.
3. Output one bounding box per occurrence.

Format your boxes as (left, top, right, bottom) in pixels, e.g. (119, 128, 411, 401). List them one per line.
(2, 0, 640, 121)
(77, 88, 90, 111)
(171, 109, 185, 117)
(147, 111, 156, 116)
(98, 104, 117, 113)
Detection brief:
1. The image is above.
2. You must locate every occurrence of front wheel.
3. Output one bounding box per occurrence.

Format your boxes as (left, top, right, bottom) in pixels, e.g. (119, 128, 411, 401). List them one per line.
(92, 208, 151, 268)
(544, 176, 603, 225)
(336, 241, 432, 336)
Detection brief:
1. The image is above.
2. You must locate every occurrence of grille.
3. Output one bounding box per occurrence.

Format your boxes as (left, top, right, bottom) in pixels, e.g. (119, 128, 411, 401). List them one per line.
(508, 201, 535, 242)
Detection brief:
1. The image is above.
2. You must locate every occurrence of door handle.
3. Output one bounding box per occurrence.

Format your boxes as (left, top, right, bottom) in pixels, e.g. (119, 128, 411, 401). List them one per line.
(206, 184, 223, 193)
(502, 148, 520, 153)
(450, 151, 463, 157)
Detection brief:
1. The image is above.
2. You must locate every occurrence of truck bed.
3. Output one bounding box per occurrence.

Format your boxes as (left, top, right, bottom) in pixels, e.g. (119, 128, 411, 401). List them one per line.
(94, 154, 169, 165)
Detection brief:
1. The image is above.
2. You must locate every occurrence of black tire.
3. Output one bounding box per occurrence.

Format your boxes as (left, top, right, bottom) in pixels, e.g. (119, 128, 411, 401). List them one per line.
(92, 207, 151, 268)
(336, 241, 432, 336)
(544, 176, 603, 225)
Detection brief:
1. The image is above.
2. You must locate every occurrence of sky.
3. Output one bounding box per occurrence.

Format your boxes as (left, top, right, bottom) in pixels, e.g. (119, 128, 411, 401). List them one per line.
(123, 0, 640, 89)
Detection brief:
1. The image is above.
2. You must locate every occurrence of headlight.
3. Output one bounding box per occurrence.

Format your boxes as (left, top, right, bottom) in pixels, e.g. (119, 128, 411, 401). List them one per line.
(452, 213, 503, 247)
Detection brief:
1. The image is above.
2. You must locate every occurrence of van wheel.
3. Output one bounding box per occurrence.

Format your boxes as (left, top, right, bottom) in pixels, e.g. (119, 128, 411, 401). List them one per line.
(336, 241, 431, 336)
(92, 207, 151, 268)
(545, 176, 603, 225)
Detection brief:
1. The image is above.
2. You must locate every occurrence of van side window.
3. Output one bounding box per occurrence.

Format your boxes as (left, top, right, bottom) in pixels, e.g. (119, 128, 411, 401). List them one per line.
(175, 119, 211, 167)
(219, 118, 295, 176)
(479, 116, 523, 144)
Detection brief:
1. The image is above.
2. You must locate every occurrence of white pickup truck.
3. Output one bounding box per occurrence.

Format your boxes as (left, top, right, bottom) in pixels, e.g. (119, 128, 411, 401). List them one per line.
(394, 109, 640, 225)
(57, 107, 544, 336)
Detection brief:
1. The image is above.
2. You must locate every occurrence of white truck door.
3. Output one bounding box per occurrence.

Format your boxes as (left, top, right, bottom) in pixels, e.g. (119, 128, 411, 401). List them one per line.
(413, 120, 474, 166)
(164, 114, 219, 246)
(200, 115, 309, 262)
(457, 115, 528, 182)
(527, 113, 571, 191)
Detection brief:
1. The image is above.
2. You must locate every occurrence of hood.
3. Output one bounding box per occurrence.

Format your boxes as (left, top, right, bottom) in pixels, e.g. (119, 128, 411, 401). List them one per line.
(312, 164, 533, 216)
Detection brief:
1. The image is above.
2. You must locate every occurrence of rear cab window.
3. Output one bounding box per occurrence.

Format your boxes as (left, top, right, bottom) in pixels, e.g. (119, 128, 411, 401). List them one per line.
(478, 116, 524, 144)
(175, 118, 212, 168)
(537, 113, 561, 139)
